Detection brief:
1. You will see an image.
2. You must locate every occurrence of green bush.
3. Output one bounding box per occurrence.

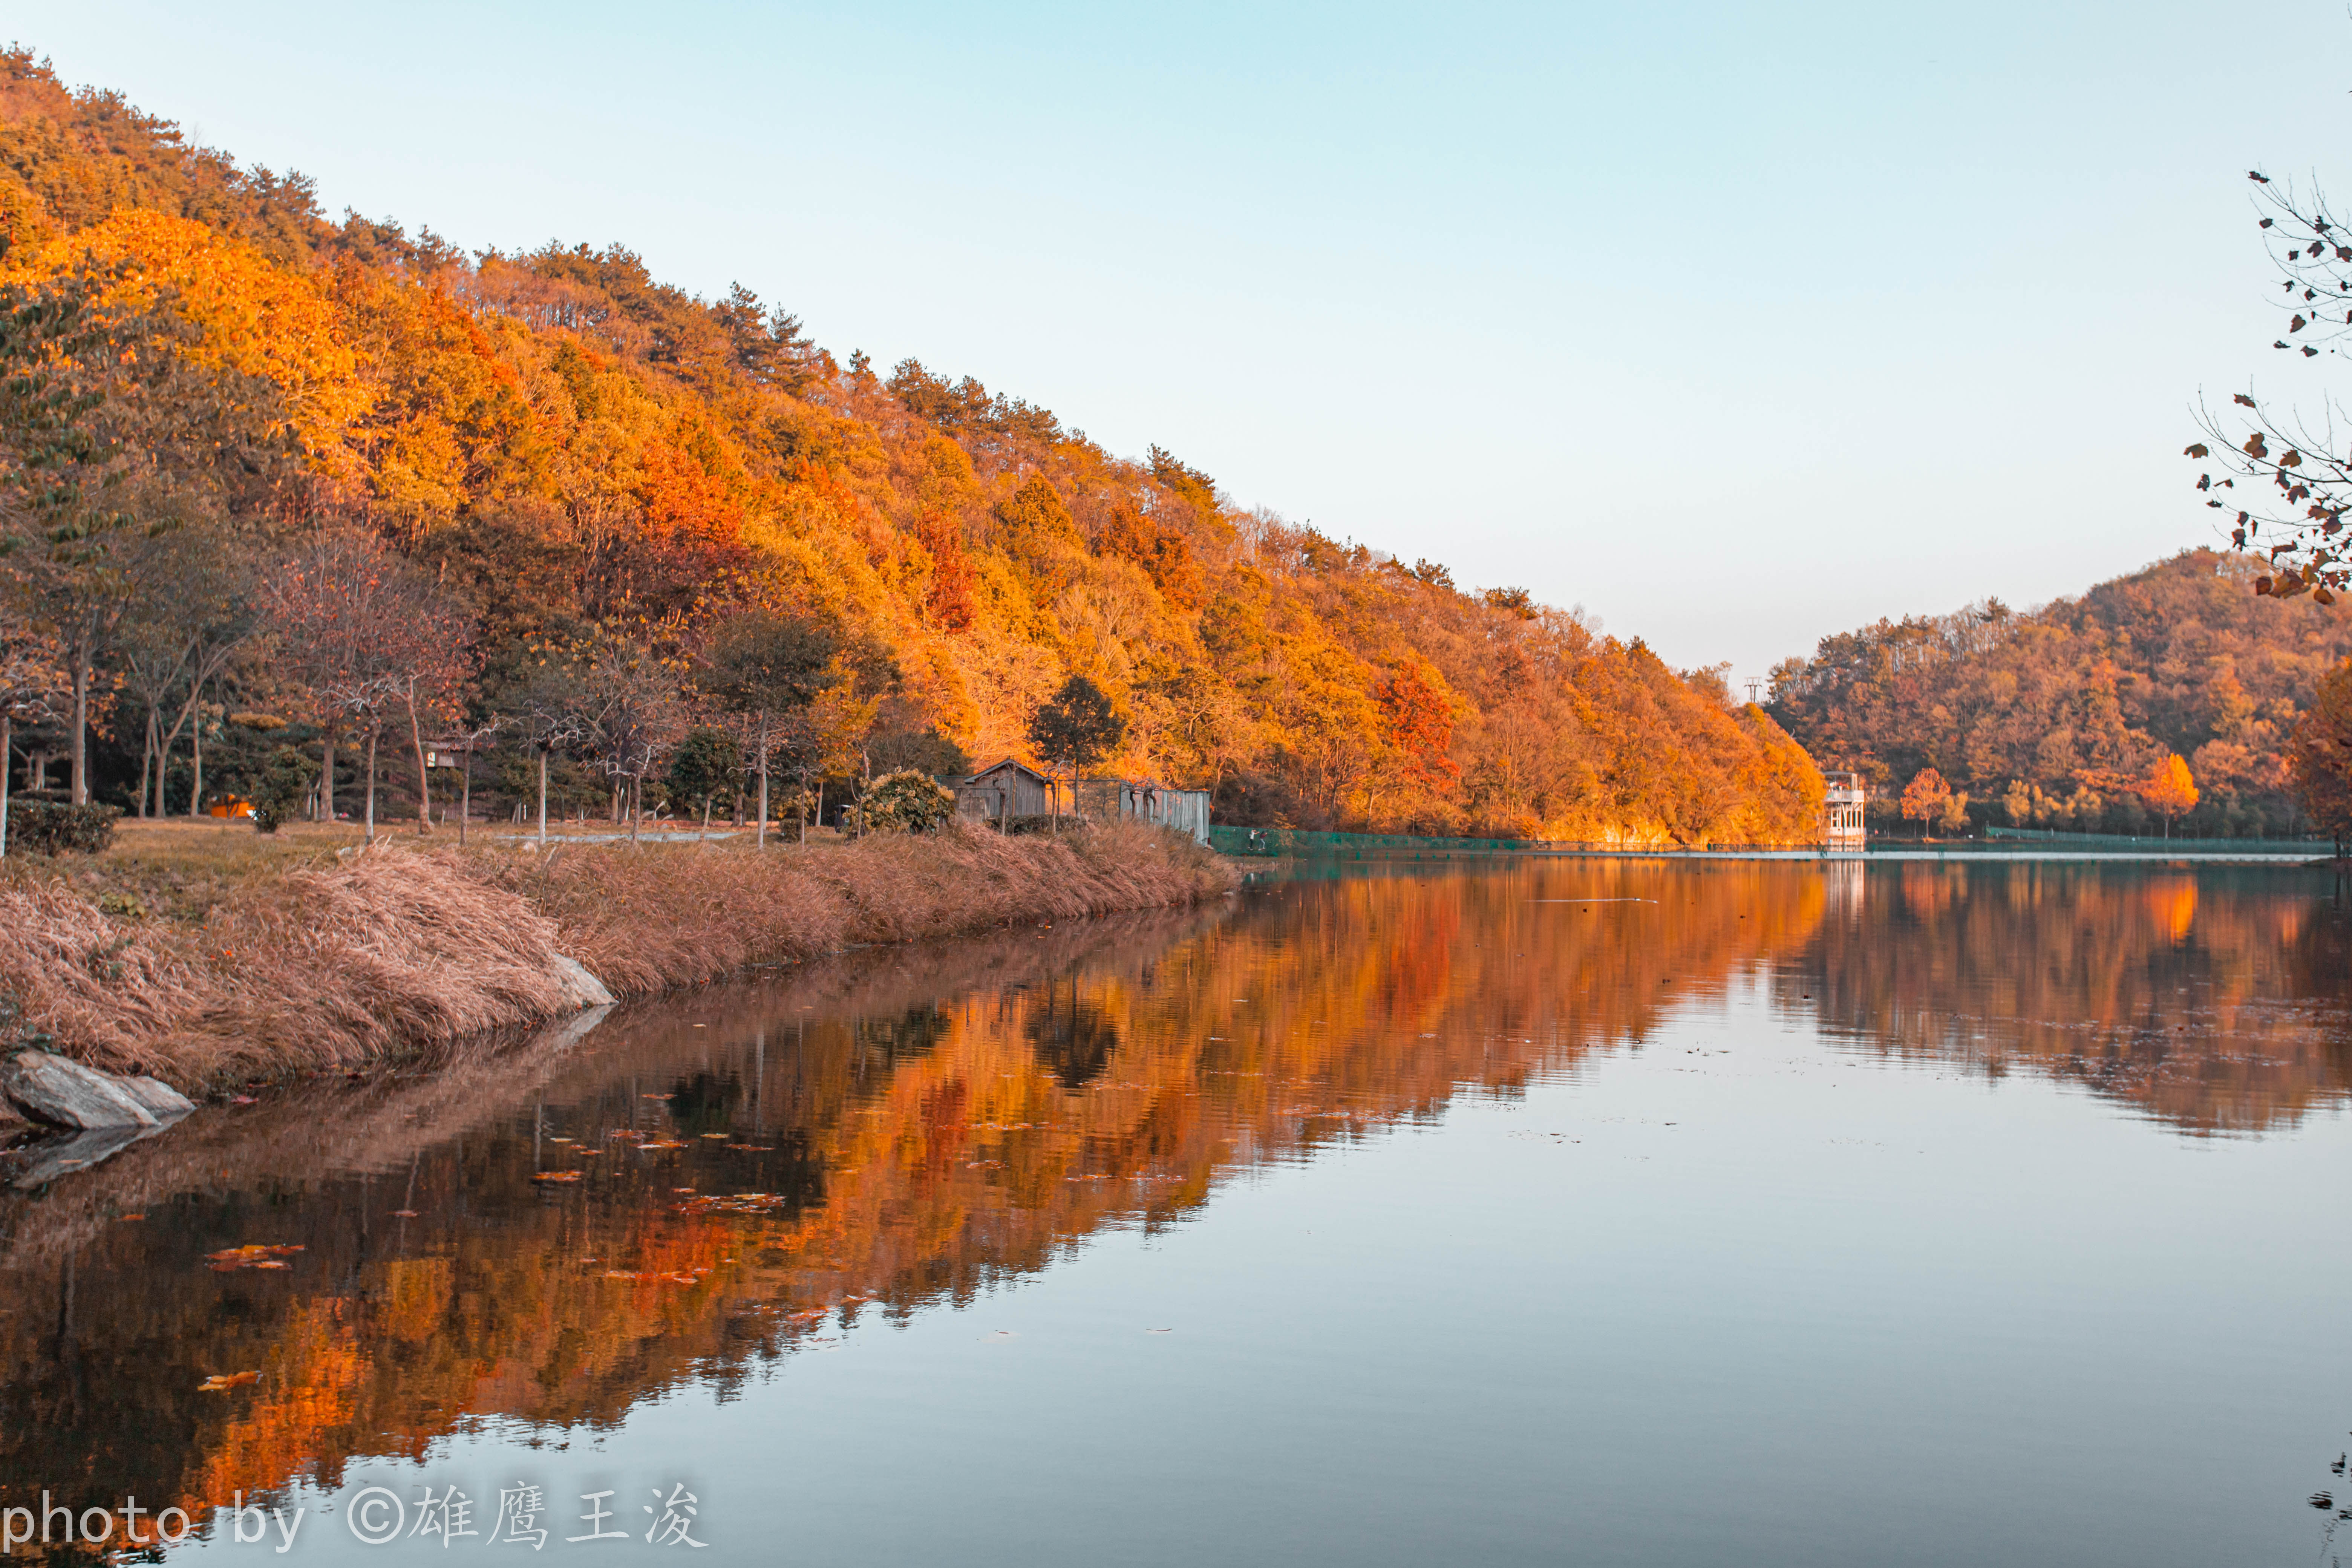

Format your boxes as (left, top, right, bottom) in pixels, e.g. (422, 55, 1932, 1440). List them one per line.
(248, 747, 314, 834)
(850, 770, 957, 834)
(5, 801, 119, 856)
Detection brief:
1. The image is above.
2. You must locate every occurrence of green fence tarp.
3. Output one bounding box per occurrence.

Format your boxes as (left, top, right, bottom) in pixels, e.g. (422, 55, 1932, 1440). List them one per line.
(1209, 823, 2340, 859)
(1208, 826, 1551, 858)
(1984, 825, 2332, 854)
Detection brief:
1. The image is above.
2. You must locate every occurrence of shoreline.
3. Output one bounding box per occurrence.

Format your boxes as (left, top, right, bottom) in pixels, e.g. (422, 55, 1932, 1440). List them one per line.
(0, 820, 1237, 1107)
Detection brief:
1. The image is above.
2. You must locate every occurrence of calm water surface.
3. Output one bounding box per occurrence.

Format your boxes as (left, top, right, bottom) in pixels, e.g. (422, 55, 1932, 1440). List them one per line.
(4, 860, 2350, 1566)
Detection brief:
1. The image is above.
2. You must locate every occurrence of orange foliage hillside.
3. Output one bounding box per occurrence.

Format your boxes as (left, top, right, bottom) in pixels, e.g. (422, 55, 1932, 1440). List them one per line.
(0, 49, 1819, 843)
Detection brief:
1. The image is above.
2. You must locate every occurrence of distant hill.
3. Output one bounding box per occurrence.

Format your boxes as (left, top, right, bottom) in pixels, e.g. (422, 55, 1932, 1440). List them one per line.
(1766, 550, 2352, 836)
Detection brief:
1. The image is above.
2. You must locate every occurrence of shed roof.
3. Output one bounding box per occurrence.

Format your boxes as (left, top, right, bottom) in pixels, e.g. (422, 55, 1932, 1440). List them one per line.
(965, 757, 1050, 785)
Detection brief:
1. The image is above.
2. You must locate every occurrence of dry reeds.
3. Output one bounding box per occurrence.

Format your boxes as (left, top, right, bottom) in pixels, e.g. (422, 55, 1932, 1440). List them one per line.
(0, 822, 1235, 1091)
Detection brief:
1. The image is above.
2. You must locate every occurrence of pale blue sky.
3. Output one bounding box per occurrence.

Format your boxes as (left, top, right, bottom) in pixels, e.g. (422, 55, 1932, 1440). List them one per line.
(14, 2, 2347, 677)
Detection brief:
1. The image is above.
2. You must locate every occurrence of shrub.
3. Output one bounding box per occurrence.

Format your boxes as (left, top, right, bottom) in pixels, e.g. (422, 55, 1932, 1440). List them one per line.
(850, 770, 957, 834)
(5, 801, 119, 856)
(248, 747, 314, 834)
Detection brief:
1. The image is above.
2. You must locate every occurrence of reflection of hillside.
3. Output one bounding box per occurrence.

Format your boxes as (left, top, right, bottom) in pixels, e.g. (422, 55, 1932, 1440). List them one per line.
(3, 862, 2347, 1550)
(0, 864, 1824, 1542)
(1790, 862, 2352, 1134)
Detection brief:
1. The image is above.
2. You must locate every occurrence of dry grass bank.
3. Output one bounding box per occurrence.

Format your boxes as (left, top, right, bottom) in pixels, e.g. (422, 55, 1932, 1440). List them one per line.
(0, 821, 1235, 1091)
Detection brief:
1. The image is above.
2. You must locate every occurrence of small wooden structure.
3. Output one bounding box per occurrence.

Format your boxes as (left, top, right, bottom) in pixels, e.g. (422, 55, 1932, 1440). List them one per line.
(1077, 776, 1212, 845)
(422, 736, 487, 770)
(956, 758, 1053, 825)
(1824, 771, 1867, 849)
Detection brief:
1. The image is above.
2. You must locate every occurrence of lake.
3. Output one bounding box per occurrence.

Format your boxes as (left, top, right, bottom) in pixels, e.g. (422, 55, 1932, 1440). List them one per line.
(3, 858, 2349, 1566)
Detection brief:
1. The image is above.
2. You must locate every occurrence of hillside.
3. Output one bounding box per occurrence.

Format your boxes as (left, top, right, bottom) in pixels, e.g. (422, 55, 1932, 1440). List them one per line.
(1767, 549, 2352, 836)
(0, 47, 1820, 845)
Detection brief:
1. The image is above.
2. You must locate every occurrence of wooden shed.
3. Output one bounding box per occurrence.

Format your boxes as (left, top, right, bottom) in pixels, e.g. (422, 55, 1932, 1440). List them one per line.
(956, 758, 1054, 824)
(1076, 776, 1213, 845)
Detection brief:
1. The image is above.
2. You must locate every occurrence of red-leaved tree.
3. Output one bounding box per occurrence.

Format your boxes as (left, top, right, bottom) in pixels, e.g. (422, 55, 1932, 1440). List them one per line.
(270, 529, 472, 838)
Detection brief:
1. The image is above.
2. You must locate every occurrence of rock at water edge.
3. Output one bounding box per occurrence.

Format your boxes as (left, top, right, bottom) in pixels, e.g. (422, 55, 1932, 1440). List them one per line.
(0, 1052, 159, 1130)
(550, 954, 616, 1009)
(119, 1075, 196, 1119)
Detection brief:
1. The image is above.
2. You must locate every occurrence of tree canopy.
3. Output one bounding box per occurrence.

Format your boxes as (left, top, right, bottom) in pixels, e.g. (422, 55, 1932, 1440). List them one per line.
(0, 47, 1826, 845)
(1770, 550, 2352, 837)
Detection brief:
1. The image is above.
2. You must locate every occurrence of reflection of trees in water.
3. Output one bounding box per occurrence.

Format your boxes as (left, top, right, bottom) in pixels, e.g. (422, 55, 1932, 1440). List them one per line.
(2, 864, 2345, 1539)
(1790, 862, 2352, 1134)
(1024, 980, 1121, 1088)
(2312, 1434, 2350, 1565)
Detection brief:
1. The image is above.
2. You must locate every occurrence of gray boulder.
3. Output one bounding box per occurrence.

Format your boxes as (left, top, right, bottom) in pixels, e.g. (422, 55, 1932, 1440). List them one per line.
(0, 1051, 159, 1130)
(550, 954, 616, 1009)
(119, 1075, 196, 1118)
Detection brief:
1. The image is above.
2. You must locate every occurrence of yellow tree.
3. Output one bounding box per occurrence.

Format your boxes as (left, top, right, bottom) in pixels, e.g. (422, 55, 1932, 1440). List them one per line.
(1899, 767, 1952, 838)
(2137, 752, 2199, 839)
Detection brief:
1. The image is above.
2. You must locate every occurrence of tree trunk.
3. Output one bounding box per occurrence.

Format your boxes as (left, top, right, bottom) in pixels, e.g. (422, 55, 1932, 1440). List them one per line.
(458, 745, 472, 847)
(629, 775, 640, 844)
(187, 684, 204, 818)
(319, 731, 336, 823)
(755, 711, 770, 850)
(405, 683, 433, 834)
(69, 640, 90, 806)
(0, 714, 12, 859)
(700, 795, 711, 841)
(153, 694, 199, 818)
(537, 749, 549, 849)
(138, 708, 156, 819)
(364, 727, 379, 843)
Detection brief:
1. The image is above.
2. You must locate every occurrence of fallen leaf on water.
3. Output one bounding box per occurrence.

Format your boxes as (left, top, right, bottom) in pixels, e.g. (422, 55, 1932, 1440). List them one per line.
(390, 1210, 420, 1218)
(531, 1171, 584, 1184)
(677, 1191, 788, 1215)
(198, 1371, 259, 1392)
(229, 1096, 257, 1106)
(699, 1132, 729, 1139)
(118, 1214, 144, 1222)
(672, 1187, 696, 1194)
(206, 1244, 304, 1270)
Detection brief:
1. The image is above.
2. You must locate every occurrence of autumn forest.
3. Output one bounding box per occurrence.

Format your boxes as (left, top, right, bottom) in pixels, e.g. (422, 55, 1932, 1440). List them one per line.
(1768, 549, 2352, 839)
(0, 50, 1829, 847)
